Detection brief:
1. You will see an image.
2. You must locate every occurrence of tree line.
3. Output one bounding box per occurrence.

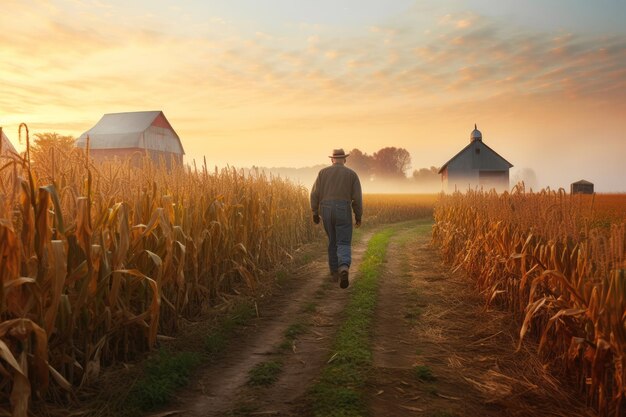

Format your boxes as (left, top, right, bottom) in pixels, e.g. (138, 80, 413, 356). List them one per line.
(346, 147, 440, 188)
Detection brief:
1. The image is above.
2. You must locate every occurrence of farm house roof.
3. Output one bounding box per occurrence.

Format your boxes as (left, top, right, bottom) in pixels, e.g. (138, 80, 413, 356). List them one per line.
(76, 111, 185, 155)
(1, 129, 17, 156)
(438, 138, 513, 174)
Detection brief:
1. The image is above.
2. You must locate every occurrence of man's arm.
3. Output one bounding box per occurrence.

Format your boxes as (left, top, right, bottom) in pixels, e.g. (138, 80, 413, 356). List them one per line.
(311, 174, 321, 216)
(351, 174, 363, 225)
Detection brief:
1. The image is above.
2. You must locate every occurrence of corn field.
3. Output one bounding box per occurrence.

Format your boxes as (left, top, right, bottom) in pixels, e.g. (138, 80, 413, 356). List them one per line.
(0, 126, 315, 416)
(433, 186, 626, 416)
(362, 193, 437, 225)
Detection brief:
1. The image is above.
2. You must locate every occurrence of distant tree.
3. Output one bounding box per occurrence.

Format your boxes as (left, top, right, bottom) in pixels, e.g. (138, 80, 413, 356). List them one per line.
(346, 148, 373, 178)
(412, 166, 441, 190)
(372, 147, 411, 179)
(412, 166, 440, 183)
(30, 132, 76, 165)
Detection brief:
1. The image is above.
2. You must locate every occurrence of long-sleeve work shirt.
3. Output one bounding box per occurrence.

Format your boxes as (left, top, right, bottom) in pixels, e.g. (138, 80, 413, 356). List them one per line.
(310, 163, 363, 221)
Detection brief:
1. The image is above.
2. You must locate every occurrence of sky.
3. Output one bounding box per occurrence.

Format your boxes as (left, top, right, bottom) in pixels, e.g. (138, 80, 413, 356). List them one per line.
(1, 0, 625, 191)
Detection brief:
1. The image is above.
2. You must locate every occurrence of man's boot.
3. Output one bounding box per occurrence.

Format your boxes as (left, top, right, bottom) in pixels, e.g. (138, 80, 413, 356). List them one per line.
(338, 265, 349, 289)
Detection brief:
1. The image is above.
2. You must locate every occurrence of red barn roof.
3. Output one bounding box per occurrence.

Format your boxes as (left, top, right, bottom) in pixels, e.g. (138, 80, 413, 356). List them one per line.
(76, 111, 184, 155)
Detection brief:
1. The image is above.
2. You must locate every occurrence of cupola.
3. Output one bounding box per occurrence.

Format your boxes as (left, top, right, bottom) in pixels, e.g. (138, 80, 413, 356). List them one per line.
(470, 124, 482, 142)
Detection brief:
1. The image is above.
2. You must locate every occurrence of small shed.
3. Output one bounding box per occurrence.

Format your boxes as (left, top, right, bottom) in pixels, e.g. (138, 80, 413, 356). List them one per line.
(76, 111, 184, 169)
(0, 128, 18, 158)
(438, 125, 513, 193)
(571, 179, 594, 194)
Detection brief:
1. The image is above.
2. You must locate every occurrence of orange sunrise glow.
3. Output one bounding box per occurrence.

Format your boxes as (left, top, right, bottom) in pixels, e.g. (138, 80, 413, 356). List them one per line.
(2, 3, 626, 417)
(1, 0, 625, 191)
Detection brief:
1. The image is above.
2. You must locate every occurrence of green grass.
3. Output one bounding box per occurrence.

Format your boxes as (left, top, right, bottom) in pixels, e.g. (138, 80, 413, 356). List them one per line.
(285, 322, 308, 340)
(301, 301, 317, 313)
(119, 300, 257, 414)
(278, 321, 310, 352)
(310, 227, 396, 417)
(414, 365, 436, 382)
(247, 360, 284, 386)
(129, 349, 202, 411)
(223, 302, 257, 330)
(278, 339, 294, 352)
(204, 330, 227, 356)
(204, 301, 256, 358)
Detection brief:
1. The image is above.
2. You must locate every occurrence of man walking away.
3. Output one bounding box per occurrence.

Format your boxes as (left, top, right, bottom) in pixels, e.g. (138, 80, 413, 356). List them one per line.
(310, 148, 363, 289)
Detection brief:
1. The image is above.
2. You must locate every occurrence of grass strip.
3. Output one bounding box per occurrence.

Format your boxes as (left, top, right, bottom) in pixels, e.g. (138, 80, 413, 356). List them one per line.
(245, 319, 311, 388)
(128, 349, 202, 411)
(413, 365, 436, 382)
(119, 300, 256, 415)
(310, 227, 396, 417)
(278, 320, 310, 352)
(205, 301, 257, 357)
(247, 360, 284, 386)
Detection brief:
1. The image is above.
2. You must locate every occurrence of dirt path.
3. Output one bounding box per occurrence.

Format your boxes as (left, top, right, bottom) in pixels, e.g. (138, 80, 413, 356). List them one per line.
(367, 224, 597, 417)
(159, 222, 597, 417)
(164, 230, 374, 417)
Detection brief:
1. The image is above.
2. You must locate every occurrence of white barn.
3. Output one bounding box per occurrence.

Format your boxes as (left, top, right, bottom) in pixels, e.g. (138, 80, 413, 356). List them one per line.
(76, 111, 184, 169)
(439, 125, 513, 193)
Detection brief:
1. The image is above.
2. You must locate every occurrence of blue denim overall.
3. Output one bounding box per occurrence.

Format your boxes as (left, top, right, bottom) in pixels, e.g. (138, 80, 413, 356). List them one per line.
(320, 200, 353, 272)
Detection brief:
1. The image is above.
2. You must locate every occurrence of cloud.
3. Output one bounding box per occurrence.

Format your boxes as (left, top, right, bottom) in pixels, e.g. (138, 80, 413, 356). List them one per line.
(1, 1, 625, 176)
(2, 3, 624, 104)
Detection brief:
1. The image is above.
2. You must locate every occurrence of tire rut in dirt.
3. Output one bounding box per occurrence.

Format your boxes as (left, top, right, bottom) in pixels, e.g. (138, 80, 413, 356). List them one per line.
(367, 226, 597, 417)
(169, 231, 374, 417)
(367, 225, 425, 417)
(229, 231, 373, 417)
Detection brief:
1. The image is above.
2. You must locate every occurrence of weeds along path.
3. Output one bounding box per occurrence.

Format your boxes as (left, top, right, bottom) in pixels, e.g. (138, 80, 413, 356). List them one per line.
(366, 222, 597, 417)
(166, 229, 375, 417)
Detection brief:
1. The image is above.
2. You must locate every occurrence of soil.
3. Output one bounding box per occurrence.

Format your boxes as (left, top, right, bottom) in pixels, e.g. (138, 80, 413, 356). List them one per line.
(366, 225, 597, 417)
(150, 223, 598, 417)
(162, 230, 374, 417)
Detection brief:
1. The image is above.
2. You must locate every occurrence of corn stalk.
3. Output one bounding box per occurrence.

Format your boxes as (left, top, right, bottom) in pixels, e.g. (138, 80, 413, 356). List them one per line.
(433, 187, 626, 416)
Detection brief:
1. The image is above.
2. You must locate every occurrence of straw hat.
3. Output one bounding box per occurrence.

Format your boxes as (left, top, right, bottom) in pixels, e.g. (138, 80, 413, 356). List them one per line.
(329, 148, 350, 158)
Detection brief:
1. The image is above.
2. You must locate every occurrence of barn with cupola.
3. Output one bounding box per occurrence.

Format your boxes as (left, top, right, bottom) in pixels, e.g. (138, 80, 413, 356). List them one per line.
(438, 125, 513, 193)
(76, 111, 184, 169)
